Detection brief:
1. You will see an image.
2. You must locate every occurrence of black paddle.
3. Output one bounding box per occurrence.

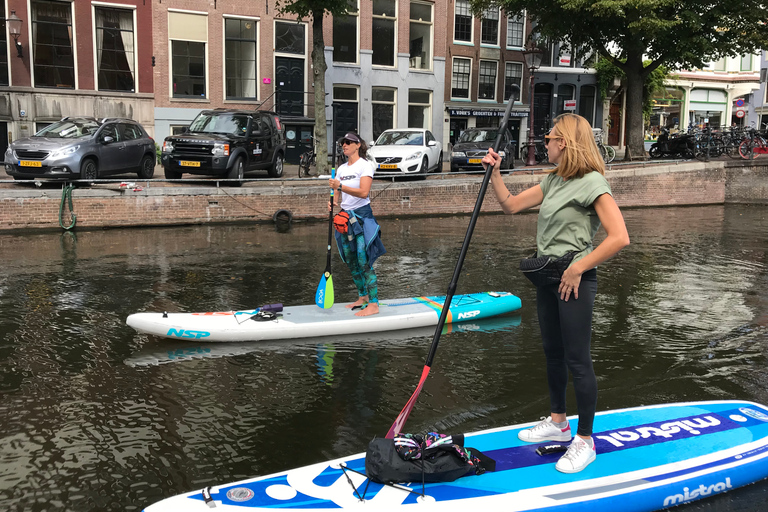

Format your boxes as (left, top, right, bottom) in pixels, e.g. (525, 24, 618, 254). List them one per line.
(315, 139, 337, 309)
(386, 85, 520, 438)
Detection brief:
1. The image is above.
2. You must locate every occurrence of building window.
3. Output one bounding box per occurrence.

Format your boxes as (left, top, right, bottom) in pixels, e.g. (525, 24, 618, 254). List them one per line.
(408, 89, 431, 129)
(504, 62, 522, 102)
(172, 41, 205, 97)
(225, 18, 258, 100)
(95, 7, 135, 92)
(275, 21, 305, 54)
(170, 125, 187, 135)
(556, 84, 575, 115)
(506, 13, 524, 48)
(372, 87, 396, 141)
(454, 0, 472, 43)
(0, 6, 8, 86)
(32, 0, 75, 88)
(372, 0, 396, 66)
(478, 60, 497, 101)
(740, 54, 753, 71)
(481, 7, 499, 46)
(409, 1, 432, 70)
(579, 85, 596, 126)
(333, 4, 358, 64)
(451, 58, 471, 99)
(713, 57, 726, 71)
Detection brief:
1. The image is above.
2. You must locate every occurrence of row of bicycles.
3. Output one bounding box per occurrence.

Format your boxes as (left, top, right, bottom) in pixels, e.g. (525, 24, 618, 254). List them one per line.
(649, 125, 768, 160)
(520, 128, 617, 165)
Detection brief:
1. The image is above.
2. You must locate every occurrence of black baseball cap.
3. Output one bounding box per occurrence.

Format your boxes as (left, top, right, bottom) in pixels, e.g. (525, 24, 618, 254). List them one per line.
(341, 132, 361, 143)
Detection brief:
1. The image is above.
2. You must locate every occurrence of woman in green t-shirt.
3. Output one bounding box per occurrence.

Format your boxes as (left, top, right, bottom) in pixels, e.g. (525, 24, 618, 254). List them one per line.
(482, 113, 630, 474)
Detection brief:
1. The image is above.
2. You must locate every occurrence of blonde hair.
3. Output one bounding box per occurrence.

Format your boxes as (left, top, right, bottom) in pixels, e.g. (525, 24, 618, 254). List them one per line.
(548, 113, 605, 179)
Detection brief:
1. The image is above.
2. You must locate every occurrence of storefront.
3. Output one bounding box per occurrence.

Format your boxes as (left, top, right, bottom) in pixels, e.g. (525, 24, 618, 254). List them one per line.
(688, 88, 728, 129)
(647, 88, 685, 136)
(447, 107, 526, 157)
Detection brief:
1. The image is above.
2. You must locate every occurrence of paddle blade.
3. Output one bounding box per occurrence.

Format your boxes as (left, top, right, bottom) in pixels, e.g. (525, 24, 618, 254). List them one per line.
(315, 271, 334, 309)
(385, 365, 431, 439)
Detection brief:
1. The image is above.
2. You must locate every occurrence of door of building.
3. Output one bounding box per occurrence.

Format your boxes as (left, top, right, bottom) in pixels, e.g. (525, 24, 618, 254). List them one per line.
(333, 102, 358, 142)
(449, 118, 467, 146)
(608, 100, 622, 146)
(533, 83, 552, 137)
(275, 57, 305, 117)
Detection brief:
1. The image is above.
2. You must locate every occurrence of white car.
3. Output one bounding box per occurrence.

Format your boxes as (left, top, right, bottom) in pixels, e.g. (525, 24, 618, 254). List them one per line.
(368, 129, 442, 175)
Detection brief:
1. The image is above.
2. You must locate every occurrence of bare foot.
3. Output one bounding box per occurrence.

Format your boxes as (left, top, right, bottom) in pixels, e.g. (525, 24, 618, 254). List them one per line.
(346, 296, 369, 309)
(355, 303, 379, 317)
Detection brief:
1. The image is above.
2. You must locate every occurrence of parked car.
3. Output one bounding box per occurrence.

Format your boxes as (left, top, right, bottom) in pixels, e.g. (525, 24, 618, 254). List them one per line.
(4, 117, 156, 181)
(450, 128, 516, 172)
(161, 109, 285, 184)
(367, 129, 442, 175)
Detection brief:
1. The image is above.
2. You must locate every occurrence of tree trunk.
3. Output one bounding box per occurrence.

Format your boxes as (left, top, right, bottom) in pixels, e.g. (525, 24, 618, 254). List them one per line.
(311, 11, 328, 174)
(623, 58, 646, 160)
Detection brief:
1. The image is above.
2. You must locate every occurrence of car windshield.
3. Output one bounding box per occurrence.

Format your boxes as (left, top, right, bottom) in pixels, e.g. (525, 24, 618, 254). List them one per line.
(457, 130, 498, 143)
(189, 113, 249, 135)
(35, 120, 100, 138)
(375, 131, 423, 146)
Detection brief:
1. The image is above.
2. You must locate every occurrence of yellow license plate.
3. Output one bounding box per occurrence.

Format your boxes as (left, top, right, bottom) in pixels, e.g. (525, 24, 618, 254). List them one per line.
(19, 160, 42, 167)
(379, 164, 398, 169)
(468, 158, 483, 164)
(179, 160, 201, 167)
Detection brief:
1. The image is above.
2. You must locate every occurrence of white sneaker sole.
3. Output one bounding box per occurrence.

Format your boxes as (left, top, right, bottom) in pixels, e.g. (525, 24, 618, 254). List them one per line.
(556, 451, 596, 473)
(518, 430, 572, 443)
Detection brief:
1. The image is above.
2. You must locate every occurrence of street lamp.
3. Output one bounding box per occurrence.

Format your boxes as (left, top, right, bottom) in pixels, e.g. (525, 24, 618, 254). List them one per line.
(521, 43, 543, 166)
(6, 10, 23, 58)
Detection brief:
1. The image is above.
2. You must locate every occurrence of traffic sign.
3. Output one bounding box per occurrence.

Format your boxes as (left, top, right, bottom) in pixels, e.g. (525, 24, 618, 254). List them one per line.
(736, 110, 745, 118)
(736, 98, 745, 107)
(564, 99, 577, 110)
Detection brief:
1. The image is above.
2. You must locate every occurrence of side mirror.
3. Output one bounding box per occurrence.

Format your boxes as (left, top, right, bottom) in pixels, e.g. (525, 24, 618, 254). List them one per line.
(369, 140, 375, 146)
(101, 135, 114, 144)
(428, 140, 438, 147)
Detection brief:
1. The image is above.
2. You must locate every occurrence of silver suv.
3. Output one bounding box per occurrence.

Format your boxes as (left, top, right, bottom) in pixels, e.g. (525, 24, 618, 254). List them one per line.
(4, 117, 156, 181)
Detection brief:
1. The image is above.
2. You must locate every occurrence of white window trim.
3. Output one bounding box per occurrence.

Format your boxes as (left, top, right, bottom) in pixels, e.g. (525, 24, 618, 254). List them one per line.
(451, 56, 472, 101)
(273, 19, 308, 116)
(408, 89, 432, 130)
(372, 0, 397, 68)
(371, 86, 397, 133)
(91, 2, 138, 94)
(453, 0, 473, 45)
(505, 11, 526, 50)
(504, 61, 523, 101)
(167, 11, 209, 100)
(408, 0, 433, 71)
(333, 0, 359, 65)
(222, 14, 261, 103)
(478, 59, 498, 102)
(28, 0, 79, 89)
(480, 6, 500, 48)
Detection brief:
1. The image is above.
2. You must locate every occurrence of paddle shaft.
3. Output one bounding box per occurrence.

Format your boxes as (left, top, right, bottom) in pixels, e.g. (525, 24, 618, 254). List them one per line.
(326, 141, 337, 271)
(386, 85, 519, 438)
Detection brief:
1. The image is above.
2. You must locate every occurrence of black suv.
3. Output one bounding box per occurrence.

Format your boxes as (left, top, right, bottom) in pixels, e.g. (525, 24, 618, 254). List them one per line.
(161, 109, 286, 183)
(450, 127, 516, 172)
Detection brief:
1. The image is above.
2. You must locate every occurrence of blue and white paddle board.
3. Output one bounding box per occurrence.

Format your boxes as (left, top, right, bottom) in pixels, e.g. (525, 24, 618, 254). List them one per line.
(126, 291, 521, 343)
(143, 400, 768, 511)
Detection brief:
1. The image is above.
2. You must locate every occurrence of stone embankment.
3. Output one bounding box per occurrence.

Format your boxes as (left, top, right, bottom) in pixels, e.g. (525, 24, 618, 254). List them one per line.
(0, 159, 766, 231)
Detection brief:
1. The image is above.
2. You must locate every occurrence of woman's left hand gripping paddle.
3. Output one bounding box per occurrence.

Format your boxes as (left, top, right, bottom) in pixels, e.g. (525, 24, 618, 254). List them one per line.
(316, 167, 335, 309)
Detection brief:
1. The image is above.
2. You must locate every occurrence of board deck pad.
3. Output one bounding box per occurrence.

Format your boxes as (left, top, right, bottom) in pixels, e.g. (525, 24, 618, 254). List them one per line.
(126, 291, 522, 343)
(143, 401, 768, 511)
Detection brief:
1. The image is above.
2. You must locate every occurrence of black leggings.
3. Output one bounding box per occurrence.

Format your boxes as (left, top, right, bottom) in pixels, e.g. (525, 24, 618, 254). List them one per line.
(535, 269, 598, 437)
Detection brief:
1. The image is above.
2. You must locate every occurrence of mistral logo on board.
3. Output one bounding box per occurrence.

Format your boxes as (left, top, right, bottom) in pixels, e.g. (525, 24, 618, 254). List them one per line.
(168, 328, 211, 339)
(595, 415, 722, 448)
(457, 310, 481, 320)
(663, 478, 733, 506)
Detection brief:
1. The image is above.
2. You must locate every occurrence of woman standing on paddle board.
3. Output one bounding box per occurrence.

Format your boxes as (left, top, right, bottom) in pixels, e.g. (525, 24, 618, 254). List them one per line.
(328, 132, 386, 317)
(482, 113, 629, 473)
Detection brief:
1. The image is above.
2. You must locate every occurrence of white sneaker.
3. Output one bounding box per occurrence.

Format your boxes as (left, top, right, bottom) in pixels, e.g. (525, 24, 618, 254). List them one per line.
(556, 436, 596, 473)
(518, 416, 572, 443)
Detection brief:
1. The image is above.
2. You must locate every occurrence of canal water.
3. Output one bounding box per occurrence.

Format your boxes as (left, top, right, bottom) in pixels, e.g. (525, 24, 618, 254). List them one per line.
(1, 204, 767, 511)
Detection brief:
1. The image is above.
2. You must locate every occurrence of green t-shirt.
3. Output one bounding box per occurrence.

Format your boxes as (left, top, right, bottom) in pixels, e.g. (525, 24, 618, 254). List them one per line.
(537, 171, 612, 265)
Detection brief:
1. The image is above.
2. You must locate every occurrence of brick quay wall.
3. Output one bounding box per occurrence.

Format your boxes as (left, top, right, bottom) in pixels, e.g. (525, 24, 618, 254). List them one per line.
(0, 160, 766, 232)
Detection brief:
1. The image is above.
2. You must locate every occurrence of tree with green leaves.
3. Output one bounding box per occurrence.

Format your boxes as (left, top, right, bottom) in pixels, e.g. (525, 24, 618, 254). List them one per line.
(275, 0, 356, 173)
(471, 0, 768, 159)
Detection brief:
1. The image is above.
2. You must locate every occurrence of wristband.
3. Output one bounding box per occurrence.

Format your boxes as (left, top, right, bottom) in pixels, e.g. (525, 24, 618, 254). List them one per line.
(338, 185, 342, 193)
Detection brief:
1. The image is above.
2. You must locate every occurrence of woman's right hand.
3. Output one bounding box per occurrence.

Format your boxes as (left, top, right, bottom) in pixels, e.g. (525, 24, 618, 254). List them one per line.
(482, 148, 502, 174)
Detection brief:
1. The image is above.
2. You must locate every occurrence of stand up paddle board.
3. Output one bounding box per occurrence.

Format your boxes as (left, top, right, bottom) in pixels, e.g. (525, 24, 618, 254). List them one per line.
(143, 400, 768, 511)
(126, 291, 521, 343)
(124, 314, 522, 367)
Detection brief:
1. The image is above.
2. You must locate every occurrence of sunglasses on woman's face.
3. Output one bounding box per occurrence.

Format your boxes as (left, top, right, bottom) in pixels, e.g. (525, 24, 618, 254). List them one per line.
(342, 140, 356, 146)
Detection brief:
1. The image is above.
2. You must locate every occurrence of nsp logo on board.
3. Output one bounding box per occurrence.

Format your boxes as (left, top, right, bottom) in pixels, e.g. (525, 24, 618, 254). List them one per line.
(167, 328, 211, 339)
(663, 477, 732, 506)
(739, 407, 768, 422)
(457, 310, 481, 320)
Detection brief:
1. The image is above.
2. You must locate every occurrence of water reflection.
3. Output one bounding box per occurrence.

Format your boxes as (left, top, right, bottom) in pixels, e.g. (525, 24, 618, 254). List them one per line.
(0, 205, 766, 511)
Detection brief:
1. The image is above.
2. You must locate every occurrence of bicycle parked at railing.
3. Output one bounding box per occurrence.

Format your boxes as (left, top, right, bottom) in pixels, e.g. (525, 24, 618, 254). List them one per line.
(298, 136, 317, 177)
(738, 127, 768, 159)
(520, 138, 548, 164)
(593, 128, 616, 163)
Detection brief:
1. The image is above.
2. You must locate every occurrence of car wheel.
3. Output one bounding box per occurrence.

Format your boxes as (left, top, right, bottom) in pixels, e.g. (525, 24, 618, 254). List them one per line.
(418, 156, 429, 179)
(164, 167, 182, 180)
(435, 151, 443, 173)
(227, 156, 245, 187)
(268, 153, 284, 178)
(80, 158, 98, 182)
(137, 155, 155, 179)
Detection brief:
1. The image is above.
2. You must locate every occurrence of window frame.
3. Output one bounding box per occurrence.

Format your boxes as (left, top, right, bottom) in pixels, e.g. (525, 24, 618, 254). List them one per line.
(505, 12, 525, 49)
(333, 0, 359, 64)
(92, 3, 138, 93)
(478, 60, 498, 102)
(408, 0, 433, 71)
(372, 0, 397, 67)
(740, 54, 753, 72)
(504, 61, 522, 103)
(407, 89, 432, 130)
(453, 0, 473, 44)
(480, 6, 499, 47)
(168, 9, 209, 100)
(371, 86, 397, 140)
(30, 0, 78, 89)
(223, 15, 260, 102)
(451, 56, 472, 101)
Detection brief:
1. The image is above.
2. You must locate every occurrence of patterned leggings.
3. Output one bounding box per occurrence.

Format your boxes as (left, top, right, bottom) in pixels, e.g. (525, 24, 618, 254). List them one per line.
(340, 231, 378, 303)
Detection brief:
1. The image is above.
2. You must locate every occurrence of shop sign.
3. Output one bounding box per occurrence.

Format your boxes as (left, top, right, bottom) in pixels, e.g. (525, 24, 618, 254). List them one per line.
(449, 109, 527, 117)
(564, 100, 577, 110)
